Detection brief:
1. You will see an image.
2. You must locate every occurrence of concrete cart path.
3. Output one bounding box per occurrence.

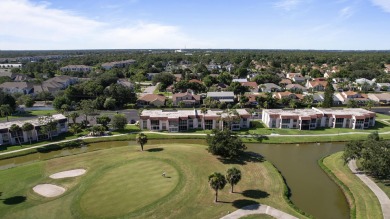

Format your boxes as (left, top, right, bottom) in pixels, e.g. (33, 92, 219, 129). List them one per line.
(220, 204, 299, 219)
(349, 160, 390, 219)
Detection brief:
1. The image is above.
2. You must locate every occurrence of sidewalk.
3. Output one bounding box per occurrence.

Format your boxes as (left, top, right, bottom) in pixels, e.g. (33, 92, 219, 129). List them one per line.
(220, 204, 298, 219)
(349, 160, 390, 219)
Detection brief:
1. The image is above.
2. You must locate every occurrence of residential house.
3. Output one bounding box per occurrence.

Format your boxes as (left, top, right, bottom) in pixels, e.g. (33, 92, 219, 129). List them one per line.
(0, 114, 68, 145)
(0, 82, 33, 94)
(286, 73, 305, 83)
(385, 64, 390, 73)
(279, 78, 292, 87)
(60, 65, 92, 72)
(259, 83, 281, 92)
(207, 92, 235, 103)
(355, 78, 375, 86)
(146, 73, 160, 81)
(376, 83, 390, 92)
(137, 94, 166, 107)
(173, 74, 183, 82)
(172, 92, 200, 107)
(232, 78, 248, 83)
(286, 84, 307, 92)
(241, 81, 258, 92)
(101, 59, 136, 70)
(139, 109, 251, 132)
(262, 107, 375, 130)
(117, 79, 134, 89)
(189, 79, 203, 84)
(311, 93, 343, 105)
(306, 78, 328, 91)
(324, 71, 334, 78)
(335, 91, 369, 104)
(244, 93, 266, 106)
(273, 91, 303, 101)
(367, 93, 390, 104)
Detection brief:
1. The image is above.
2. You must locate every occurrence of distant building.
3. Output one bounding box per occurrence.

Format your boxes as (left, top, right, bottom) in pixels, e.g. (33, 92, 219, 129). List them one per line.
(101, 59, 136, 70)
(172, 92, 200, 107)
(262, 108, 375, 130)
(207, 92, 235, 103)
(0, 82, 33, 94)
(60, 65, 92, 72)
(137, 94, 166, 107)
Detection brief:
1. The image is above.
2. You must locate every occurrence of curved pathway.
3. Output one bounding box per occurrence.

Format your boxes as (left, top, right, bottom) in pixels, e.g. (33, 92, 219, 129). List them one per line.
(348, 160, 390, 219)
(220, 204, 298, 219)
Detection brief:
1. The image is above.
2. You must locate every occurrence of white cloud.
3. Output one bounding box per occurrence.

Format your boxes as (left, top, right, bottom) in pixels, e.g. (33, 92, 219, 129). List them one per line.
(273, 0, 303, 11)
(339, 6, 354, 18)
(0, 0, 208, 49)
(371, 0, 390, 13)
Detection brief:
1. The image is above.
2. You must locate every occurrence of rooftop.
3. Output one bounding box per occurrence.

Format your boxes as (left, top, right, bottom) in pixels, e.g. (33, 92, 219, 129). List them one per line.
(0, 114, 66, 129)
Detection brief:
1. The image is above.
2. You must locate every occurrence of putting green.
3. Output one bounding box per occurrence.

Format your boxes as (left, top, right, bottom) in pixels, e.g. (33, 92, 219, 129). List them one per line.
(79, 158, 180, 218)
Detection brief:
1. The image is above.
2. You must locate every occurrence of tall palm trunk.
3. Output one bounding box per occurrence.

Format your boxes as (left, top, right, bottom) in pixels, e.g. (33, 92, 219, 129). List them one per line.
(215, 189, 218, 202)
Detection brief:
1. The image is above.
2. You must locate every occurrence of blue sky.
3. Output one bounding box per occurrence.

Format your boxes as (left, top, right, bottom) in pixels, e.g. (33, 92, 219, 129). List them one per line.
(1, 0, 390, 50)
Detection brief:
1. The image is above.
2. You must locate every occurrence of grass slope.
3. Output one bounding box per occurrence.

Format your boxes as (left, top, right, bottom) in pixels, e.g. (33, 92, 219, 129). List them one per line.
(322, 152, 382, 219)
(0, 143, 305, 219)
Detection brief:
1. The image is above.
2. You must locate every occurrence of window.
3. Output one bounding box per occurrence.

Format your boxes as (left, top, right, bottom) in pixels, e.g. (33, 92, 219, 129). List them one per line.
(151, 120, 160, 130)
(282, 119, 290, 124)
(243, 118, 247, 122)
(1, 133, 10, 144)
(143, 121, 147, 129)
(59, 122, 66, 129)
(335, 118, 344, 123)
(179, 119, 188, 131)
(188, 119, 193, 129)
(205, 120, 213, 130)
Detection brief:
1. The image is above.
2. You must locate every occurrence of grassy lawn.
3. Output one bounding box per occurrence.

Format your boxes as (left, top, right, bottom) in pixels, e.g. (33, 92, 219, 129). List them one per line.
(0, 143, 306, 219)
(0, 109, 58, 122)
(321, 152, 382, 219)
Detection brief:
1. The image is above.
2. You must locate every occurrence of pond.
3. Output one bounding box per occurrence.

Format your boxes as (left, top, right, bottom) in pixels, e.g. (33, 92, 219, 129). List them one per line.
(0, 139, 348, 219)
(247, 142, 348, 219)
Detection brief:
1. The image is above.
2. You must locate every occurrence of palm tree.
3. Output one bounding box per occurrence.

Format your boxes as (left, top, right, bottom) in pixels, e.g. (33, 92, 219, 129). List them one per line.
(69, 112, 79, 124)
(22, 123, 34, 144)
(226, 167, 242, 193)
(0, 104, 13, 122)
(9, 124, 22, 145)
(136, 133, 148, 151)
(69, 124, 82, 135)
(208, 172, 227, 202)
(200, 107, 208, 130)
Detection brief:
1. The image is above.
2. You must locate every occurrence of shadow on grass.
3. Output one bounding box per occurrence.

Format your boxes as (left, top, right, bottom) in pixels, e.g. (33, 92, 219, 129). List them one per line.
(147, 148, 164, 152)
(232, 199, 259, 208)
(218, 151, 264, 165)
(2, 196, 27, 205)
(241, 189, 269, 199)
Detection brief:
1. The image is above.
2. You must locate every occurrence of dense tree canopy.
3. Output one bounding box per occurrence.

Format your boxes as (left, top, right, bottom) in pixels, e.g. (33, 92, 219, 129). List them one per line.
(207, 129, 247, 159)
(343, 132, 390, 179)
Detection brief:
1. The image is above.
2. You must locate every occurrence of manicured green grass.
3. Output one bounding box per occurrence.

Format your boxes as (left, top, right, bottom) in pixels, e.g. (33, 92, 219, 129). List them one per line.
(79, 159, 179, 218)
(0, 143, 306, 219)
(322, 152, 382, 219)
(0, 109, 58, 122)
(240, 214, 275, 219)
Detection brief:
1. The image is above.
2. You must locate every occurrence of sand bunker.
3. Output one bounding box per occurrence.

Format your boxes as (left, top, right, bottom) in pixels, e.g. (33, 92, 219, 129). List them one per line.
(33, 184, 66, 197)
(49, 169, 86, 179)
